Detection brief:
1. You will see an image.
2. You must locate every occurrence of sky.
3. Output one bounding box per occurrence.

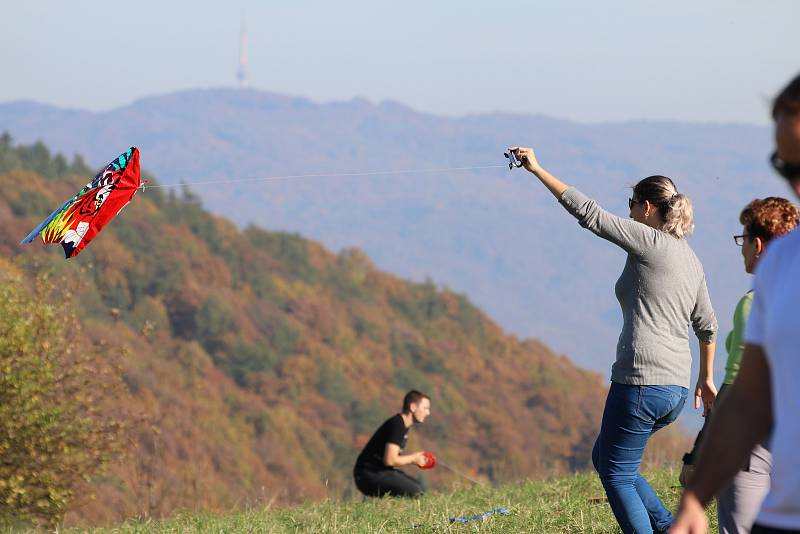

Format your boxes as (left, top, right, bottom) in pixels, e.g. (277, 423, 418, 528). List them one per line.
(1, 1, 798, 125)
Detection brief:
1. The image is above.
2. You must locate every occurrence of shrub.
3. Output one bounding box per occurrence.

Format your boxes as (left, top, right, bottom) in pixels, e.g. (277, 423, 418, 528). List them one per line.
(0, 272, 127, 528)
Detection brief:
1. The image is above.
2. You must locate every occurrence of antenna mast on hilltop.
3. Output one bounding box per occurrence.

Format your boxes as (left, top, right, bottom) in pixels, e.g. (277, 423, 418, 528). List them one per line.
(237, 14, 248, 89)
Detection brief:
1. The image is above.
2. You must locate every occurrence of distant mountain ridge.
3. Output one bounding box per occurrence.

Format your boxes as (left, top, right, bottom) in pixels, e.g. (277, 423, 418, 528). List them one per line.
(0, 88, 779, 378)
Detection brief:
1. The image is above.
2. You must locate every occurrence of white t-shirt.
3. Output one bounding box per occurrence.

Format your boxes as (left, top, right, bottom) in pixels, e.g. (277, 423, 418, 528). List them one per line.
(746, 228, 800, 530)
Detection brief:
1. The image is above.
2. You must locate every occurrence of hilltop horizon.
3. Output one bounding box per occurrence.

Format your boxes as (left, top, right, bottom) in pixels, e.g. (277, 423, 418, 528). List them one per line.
(0, 86, 772, 128)
(0, 87, 780, 399)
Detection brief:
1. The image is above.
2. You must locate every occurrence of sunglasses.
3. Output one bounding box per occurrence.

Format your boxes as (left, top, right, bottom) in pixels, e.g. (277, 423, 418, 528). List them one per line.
(628, 198, 639, 210)
(733, 234, 750, 246)
(770, 151, 800, 180)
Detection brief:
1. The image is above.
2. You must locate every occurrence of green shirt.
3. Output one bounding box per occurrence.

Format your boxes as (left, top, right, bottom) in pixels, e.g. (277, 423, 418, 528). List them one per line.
(723, 291, 753, 385)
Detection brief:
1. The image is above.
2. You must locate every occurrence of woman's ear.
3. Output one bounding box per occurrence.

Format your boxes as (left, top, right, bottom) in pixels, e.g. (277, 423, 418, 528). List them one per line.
(754, 236, 764, 257)
(643, 200, 652, 218)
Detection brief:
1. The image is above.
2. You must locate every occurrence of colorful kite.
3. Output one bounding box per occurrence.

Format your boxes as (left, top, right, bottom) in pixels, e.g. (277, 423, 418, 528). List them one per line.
(21, 147, 141, 258)
(449, 508, 511, 524)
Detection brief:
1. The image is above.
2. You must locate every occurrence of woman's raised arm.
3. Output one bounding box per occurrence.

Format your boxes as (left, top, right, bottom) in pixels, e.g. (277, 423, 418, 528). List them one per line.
(511, 146, 656, 256)
(511, 146, 568, 198)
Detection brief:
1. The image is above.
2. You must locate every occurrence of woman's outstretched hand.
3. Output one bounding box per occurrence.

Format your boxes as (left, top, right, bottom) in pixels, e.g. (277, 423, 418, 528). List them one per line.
(510, 147, 542, 174)
(510, 146, 569, 198)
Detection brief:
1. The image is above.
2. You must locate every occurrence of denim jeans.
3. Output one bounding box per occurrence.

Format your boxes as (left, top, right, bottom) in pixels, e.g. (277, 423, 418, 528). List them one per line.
(592, 383, 688, 534)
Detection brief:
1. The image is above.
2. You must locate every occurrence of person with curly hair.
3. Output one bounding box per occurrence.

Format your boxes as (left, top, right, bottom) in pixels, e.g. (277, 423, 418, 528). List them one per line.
(680, 197, 799, 534)
(672, 72, 800, 534)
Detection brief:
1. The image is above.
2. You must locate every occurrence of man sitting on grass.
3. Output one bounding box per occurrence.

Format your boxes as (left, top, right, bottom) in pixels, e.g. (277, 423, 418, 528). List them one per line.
(353, 390, 431, 497)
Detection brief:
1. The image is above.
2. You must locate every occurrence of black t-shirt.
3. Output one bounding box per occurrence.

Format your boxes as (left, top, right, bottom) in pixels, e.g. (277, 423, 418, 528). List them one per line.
(355, 414, 409, 471)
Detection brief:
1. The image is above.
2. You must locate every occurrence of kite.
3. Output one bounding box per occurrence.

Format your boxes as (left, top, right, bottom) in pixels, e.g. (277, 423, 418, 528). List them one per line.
(449, 507, 511, 523)
(21, 147, 141, 258)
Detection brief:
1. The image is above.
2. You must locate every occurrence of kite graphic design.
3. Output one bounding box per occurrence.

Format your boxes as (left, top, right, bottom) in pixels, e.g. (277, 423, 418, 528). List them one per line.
(21, 147, 141, 258)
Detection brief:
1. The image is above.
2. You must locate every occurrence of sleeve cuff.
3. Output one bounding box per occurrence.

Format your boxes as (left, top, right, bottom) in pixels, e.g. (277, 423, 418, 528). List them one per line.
(697, 331, 717, 345)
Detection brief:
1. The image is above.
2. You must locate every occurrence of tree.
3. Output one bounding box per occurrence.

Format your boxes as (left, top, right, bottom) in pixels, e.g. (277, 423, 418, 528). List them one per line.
(0, 132, 21, 174)
(0, 272, 127, 528)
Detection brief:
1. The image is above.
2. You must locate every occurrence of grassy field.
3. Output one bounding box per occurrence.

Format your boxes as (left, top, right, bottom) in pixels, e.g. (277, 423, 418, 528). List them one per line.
(66, 466, 716, 534)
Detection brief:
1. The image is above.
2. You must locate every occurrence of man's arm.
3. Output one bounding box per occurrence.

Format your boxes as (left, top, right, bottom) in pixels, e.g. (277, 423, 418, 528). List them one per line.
(688, 344, 772, 503)
(383, 444, 425, 468)
(670, 344, 773, 533)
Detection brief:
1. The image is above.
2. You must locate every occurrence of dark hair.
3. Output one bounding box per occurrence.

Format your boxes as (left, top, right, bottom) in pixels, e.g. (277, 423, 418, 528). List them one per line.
(402, 390, 430, 413)
(632, 175, 694, 238)
(740, 197, 799, 243)
(773, 73, 800, 119)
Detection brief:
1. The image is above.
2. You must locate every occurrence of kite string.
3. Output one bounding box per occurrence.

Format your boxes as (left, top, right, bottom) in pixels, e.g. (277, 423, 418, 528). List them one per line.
(438, 459, 485, 486)
(139, 164, 509, 190)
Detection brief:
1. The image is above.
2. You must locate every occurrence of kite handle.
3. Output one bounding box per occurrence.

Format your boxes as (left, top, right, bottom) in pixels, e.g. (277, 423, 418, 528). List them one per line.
(504, 148, 524, 170)
(420, 452, 437, 470)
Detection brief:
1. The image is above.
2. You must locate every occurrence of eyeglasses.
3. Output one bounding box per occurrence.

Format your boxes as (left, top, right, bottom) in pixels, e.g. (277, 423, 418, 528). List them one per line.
(770, 151, 800, 180)
(628, 198, 639, 210)
(733, 234, 750, 246)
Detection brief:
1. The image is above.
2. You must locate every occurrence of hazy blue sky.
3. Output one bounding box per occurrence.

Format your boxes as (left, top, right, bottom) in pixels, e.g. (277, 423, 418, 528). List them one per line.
(2, 1, 798, 124)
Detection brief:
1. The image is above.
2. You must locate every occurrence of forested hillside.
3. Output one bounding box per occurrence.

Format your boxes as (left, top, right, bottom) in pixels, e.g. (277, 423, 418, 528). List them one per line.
(0, 90, 776, 374)
(0, 136, 686, 527)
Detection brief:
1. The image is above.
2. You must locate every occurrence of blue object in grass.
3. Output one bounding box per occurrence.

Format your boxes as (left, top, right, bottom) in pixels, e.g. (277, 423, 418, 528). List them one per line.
(448, 507, 511, 523)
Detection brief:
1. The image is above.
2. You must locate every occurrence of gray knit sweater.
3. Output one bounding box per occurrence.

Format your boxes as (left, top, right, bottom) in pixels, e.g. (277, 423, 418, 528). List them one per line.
(559, 187, 717, 387)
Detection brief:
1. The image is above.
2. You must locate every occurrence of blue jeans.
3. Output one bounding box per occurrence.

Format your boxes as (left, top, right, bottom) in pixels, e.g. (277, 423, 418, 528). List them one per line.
(592, 383, 688, 534)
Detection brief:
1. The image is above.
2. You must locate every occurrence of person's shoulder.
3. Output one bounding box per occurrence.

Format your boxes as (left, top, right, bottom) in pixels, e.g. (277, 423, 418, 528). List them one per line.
(758, 228, 800, 272)
(388, 414, 405, 427)
(376, 414, 401, 429)
(630, 226, 674, 257)
(386, 414, 408, 438)
(737, 291, 754, 316)
(676, 235, 697, 252)
(770, 227, 800, 256)
(674, 238, 706, 272)
(752, 229, 800, 292)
